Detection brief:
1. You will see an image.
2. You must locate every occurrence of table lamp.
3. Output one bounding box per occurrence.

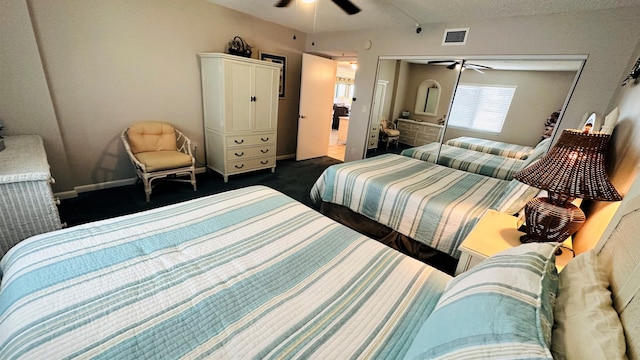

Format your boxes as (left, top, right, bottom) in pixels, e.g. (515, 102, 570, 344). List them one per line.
(513, 129, 622, 243)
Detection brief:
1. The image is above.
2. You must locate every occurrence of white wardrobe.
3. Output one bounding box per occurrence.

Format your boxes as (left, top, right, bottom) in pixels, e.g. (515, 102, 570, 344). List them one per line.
(199, 53, 280, 182)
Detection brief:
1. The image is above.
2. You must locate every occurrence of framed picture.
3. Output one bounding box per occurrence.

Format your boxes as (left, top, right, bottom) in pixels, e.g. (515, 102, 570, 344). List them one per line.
(259, 52, 286, 99)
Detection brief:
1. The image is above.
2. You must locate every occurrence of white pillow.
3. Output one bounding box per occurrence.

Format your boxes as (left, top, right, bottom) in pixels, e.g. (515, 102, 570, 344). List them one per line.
(551, 250, 627, 359)
(405, 243, 560, 359)
(600, 107, 619, 134)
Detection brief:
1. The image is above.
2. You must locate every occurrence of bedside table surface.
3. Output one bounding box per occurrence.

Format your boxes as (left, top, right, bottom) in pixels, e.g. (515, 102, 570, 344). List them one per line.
(460, 209, 573, 271)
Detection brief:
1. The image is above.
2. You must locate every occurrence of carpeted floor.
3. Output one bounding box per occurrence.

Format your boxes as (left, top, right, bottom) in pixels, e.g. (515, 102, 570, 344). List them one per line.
(58, 156, 342, 227)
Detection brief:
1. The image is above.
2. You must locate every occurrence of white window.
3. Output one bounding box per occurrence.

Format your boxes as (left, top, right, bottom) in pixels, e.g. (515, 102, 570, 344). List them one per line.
(448, 84, 516, 133)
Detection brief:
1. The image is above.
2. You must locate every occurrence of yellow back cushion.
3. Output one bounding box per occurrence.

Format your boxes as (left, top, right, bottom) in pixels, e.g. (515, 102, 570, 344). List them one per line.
(127, 122, 177, 154)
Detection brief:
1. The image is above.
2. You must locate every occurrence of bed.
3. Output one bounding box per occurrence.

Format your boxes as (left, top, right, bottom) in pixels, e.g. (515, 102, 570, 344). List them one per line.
(400, 138, 550, 180)
(1, 184, 637, 359)
(310, 154, 538, 262)
(446, 136, 536, 159)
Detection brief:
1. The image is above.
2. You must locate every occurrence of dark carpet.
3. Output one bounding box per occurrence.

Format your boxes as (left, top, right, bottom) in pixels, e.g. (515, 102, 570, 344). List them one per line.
(60, 142, 411, 227)
(59, 156, 342, 227)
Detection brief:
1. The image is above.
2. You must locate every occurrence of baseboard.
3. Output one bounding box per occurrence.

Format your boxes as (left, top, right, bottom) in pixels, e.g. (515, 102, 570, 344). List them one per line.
(277, 154, 295, 160)
(55, 167, 208, 199)
(73, 178, 137, 195)
(55, 190, 79, 200)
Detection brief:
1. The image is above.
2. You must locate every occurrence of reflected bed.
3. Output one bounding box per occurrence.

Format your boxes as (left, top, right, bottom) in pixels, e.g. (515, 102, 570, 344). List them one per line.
(401, 138, 550, 180)
(446, 136, 536, 159)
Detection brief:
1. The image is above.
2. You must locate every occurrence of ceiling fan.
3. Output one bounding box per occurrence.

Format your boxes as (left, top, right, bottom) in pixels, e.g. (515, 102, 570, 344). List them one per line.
(428, 60, 493, 73)
(274, 0, 361, 15)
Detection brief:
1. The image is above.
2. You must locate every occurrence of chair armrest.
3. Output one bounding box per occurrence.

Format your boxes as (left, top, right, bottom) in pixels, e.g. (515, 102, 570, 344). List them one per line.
(121, 130, 147, 171)
(175, 129, 194, 158)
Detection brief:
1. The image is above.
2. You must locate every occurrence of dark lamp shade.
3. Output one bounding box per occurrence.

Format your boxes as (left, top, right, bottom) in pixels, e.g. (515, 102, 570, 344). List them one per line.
(514, 129, 621, 201)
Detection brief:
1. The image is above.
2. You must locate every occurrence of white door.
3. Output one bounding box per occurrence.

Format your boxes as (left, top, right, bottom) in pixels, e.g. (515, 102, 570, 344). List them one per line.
(296, 53, 337, 161)
(369, 80, 388, 149)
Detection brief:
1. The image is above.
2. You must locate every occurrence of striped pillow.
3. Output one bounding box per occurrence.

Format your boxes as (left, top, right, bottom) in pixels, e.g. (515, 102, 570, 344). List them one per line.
(404, 243, 559, 359)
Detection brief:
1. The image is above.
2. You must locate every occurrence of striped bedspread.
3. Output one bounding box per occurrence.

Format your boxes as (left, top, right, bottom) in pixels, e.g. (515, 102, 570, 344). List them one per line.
(310, 155, 513, 258)
(401, 143, 526, 180)
(0, 186, 451, 359)
(446, 136, 534, 159)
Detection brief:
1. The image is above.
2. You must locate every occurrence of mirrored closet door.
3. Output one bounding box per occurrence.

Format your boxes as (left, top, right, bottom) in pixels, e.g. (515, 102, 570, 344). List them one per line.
(366, 55, 586, 163)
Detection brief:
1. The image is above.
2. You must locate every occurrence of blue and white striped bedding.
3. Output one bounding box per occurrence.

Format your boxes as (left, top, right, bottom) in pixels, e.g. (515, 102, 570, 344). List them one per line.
(310, 155, 532, 258)
(0, 186, 451, 359)
(446, 136, 534, 159)
(401, 143, 527, 180)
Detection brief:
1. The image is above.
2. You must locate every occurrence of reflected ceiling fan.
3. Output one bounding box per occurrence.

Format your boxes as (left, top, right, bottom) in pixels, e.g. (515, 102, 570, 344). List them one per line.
(274, 0, 361, 15)
(428, 60, 493, 73)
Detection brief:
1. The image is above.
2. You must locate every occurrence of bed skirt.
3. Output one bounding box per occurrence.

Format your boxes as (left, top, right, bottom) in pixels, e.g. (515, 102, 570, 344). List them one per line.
(320, 201, 457, 275)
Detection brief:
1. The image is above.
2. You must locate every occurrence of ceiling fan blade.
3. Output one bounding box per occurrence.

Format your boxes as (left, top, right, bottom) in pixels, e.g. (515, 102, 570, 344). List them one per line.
(446, 62, 459, 69)
(274, 0, 292, 8)
(427, 60, 454, 64)
(467, 63, 493, 70)
(332, 0, 361, 15)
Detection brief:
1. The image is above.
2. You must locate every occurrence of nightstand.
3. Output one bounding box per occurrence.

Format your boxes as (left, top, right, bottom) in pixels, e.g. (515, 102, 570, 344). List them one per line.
(455, 209, 574, 276)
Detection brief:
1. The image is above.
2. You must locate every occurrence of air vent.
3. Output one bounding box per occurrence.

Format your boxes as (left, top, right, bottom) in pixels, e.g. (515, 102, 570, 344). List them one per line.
(442, 28, 469, 46)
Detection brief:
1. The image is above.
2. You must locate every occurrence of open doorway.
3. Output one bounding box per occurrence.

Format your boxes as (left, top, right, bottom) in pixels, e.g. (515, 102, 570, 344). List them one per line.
(328, 61, 356, 161)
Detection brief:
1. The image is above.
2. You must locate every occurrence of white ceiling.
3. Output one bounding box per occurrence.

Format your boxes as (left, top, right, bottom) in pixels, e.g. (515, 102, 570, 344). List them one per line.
(205, 0, 640, 33)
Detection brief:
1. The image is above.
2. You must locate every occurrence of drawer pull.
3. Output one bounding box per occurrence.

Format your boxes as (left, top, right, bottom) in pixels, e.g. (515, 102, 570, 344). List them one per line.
(260, 160, 269, 165)
(372, 126, 377, 130)
(234, 152, 244, 157)
(234, 139, 244, 144)
(234, 164, 245, 169)
(261, 137, 269, 142)
(260, 149, 269, 153)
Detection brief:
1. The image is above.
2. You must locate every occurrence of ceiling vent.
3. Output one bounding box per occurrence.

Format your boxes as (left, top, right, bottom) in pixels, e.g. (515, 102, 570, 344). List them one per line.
(442, 28, 469, 46)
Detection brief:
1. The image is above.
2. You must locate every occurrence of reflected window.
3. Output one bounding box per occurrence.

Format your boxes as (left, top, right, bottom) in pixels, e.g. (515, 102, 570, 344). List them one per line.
(448, 84, 516, 133)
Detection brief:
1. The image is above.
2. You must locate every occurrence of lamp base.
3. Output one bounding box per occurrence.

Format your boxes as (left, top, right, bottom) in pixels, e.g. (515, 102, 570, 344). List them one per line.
(520, 197, 585, 244)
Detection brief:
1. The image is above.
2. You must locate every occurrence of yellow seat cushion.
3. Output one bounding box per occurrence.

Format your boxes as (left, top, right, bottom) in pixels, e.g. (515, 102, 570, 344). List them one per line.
(383, 129, 400, 137)
(127, 122, 178, 154)
(135, 151, 193, 172)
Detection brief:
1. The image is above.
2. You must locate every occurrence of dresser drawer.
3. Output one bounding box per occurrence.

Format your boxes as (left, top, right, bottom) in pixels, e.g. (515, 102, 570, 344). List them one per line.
(396, 122, 412, 132)
(399, 134, 415, 146)
(416, 132, 439, 144)
(417, 126, 441, 136)
(226, 133, 276, 148)
(369, 129, 379, 141)
(226, 156, 276, 174)
(226, 145, 275, 160)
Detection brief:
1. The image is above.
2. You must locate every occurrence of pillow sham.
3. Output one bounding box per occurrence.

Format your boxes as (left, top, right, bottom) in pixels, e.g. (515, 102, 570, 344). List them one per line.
(551, 250, 627, 359)
(404, 242, 559, 360)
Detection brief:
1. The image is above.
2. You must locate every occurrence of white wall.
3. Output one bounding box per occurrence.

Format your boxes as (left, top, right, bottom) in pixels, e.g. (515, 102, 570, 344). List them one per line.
(1, 0, 306, 194)
(574, 41, 640, 253)
(0, 0, 73, 189)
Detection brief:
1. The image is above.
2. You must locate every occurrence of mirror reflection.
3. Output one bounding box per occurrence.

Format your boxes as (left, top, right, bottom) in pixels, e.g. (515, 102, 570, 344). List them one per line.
(415, 79, 441, 116)
(367, 56, 585, 181)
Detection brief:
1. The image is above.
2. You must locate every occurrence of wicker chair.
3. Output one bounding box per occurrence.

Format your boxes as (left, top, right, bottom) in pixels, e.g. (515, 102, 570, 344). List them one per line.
(121, 121, 196, 201)
(380, 118, 400, 150)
